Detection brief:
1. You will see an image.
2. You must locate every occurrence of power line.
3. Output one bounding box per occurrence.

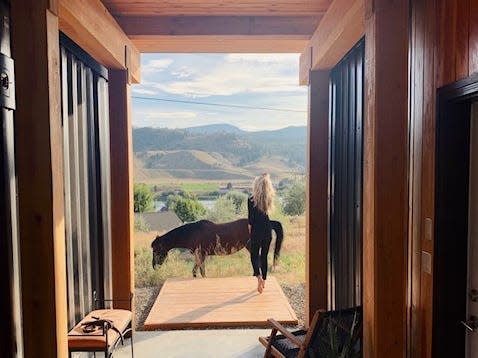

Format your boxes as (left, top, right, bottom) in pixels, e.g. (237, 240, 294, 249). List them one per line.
(132, 96, 307, 113)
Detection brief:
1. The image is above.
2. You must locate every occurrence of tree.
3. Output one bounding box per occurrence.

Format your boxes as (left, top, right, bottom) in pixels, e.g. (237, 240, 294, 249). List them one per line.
(206, 196, 238, 223)
(134, 183, 154, 213)
(282, 181, 305, 216)
(224, 191, 248, 215)
(166, 192, 206, 222)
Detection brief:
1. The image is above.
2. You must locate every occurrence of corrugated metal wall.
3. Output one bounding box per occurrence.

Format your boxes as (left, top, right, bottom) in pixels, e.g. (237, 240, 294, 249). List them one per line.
(60, 34, 112, 328)
(0, 0, 22, 354)
(328, 38, 364, 310)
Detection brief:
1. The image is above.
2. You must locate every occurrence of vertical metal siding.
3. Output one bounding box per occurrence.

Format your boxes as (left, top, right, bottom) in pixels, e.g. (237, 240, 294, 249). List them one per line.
(0, 1, 23, 354)
(60, 34, 111, 328)
(328, 38, 364, 310)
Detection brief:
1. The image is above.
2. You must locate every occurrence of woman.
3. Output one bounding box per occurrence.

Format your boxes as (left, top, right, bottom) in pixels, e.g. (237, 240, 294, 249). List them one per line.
(248, 173, 275, 293)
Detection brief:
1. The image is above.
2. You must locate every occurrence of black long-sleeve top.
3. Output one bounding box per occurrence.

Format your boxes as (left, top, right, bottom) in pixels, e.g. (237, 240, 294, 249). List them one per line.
(248, 196, 271, 240)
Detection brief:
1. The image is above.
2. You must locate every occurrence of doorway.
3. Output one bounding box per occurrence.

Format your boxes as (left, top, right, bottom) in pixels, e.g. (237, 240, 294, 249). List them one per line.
(466, 102, 478, 356)
(434, 73, 478, 357)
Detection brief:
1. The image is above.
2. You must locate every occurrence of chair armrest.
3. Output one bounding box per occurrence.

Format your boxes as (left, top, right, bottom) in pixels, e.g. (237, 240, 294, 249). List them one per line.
(267, 318, 304, 348)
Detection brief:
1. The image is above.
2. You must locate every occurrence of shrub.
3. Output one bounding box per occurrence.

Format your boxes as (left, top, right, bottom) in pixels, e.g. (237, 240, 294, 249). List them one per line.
(282, 181, 306, 216)
(134, 183, 154, 213)
(134, 214, 150, 232)
(166, 192, 206, 222)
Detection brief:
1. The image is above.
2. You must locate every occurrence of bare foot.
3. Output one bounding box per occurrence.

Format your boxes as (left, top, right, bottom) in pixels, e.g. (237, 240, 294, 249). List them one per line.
(256, 276, 264, 293)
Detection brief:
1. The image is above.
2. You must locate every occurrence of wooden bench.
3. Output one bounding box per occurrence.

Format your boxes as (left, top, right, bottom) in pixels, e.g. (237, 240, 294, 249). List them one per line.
(68, 293, 134, 358)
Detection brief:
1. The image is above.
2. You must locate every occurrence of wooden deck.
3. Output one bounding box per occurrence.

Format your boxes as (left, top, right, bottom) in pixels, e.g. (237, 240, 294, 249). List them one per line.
(144, 276, 298, 330)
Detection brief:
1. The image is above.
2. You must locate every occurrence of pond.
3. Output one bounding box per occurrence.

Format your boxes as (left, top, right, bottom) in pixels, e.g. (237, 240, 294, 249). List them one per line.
(154, 200, 216, 211)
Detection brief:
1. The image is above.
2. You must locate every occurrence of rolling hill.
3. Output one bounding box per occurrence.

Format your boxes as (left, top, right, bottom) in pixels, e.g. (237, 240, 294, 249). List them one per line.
(133, 124, 306, 182)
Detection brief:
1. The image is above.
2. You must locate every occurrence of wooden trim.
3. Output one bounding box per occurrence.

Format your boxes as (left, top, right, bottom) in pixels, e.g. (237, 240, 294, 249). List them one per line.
(299, 0, 365, 85)
(408, 0, 425, 355)
(49, 0, 58, 15)
(299, 47, 312, 86)
(102, 0, 330, 17)
(11, 4, 67, 357)
(109, 69, 134, 310)
(58, 0, 140, 83)
(305, 70, 329, 324)
(363, 0, 409, 356)
(129, 35, 310, 53)
(116, 15, 321, 36)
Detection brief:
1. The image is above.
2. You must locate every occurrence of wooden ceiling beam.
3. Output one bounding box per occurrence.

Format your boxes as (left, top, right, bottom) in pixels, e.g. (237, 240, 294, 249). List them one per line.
(59, 0, 141, 83)
(299, 0, 365, 85)
(116, 15, 321, 36)
(129, 35, 310, 53)
(102, 0, 331, 17)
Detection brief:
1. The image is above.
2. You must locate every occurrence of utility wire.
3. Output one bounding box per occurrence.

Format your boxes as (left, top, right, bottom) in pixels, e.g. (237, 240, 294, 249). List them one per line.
(132, 95, 306, 113)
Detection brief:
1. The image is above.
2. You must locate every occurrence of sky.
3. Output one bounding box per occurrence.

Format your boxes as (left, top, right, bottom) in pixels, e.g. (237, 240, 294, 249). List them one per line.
(132, 53, 308, 131)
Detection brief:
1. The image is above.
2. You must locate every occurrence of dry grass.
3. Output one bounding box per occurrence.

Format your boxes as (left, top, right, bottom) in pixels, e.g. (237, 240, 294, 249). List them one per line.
(134, 215, 305, 288)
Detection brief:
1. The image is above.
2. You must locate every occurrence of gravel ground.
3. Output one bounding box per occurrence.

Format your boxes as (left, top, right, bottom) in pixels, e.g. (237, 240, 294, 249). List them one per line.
(134, 283, 305, 330)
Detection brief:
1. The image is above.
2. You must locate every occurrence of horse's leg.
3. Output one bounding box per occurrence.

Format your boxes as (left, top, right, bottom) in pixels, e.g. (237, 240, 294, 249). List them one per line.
(192, 263, 198, 278)
(199, 255, 206, 278)
(192, 249, 201, 277)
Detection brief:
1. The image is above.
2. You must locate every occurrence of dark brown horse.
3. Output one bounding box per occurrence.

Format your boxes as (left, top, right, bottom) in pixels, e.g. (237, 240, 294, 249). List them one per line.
(151, 218, 283, 277)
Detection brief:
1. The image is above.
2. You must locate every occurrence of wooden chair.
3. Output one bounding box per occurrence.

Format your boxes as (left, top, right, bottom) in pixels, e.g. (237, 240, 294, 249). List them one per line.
(259, 306, 362, 358)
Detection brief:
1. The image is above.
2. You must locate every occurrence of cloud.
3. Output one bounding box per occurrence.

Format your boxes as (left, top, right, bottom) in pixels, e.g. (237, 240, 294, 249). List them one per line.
(137, 53, 301, 98)
(132, 88, 158, 95)
(172, 67, 194, 78)
(225, 53, 299, 65)
(132, 53, 308, 130)
(142, 59, 174, 74)
(136, 110, 197, 120)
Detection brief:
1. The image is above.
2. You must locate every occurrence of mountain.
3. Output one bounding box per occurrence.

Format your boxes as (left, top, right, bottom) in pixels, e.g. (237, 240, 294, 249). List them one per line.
(183, 123, 245, 134)
(133, 124, 306, 181)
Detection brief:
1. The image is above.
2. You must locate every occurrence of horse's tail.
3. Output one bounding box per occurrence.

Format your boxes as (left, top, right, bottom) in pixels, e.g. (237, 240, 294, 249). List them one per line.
(271, 220, 284, 266)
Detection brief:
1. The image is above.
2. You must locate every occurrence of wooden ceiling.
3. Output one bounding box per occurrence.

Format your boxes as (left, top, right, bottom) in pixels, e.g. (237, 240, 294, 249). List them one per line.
(102, 0, 331, 17)
(101, 0, 332, 52)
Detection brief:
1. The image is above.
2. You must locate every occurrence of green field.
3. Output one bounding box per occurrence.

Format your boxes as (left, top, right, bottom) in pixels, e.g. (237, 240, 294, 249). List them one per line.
(181, 182, 219, 192)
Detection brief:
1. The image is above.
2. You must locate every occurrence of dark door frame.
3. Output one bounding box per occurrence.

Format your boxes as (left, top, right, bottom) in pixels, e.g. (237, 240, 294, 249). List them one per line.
(433, 72, 478, 357)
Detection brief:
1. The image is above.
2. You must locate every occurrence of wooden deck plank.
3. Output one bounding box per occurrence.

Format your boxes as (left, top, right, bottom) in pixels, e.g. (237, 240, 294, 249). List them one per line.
(144, 276, 298, 330)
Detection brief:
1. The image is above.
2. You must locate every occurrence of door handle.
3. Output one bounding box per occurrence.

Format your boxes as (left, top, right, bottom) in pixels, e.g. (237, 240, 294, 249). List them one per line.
(461, 316, 478, 332)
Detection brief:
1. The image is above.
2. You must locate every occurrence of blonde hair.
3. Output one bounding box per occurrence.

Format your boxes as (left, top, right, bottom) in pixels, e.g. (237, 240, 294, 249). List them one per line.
(252, 173, 275, 215)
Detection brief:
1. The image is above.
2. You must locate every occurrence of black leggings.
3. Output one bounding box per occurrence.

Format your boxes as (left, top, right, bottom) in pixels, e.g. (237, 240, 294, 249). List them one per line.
(250, 236, 272, 280)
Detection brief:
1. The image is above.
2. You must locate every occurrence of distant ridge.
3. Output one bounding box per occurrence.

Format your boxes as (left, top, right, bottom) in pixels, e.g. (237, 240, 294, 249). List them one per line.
(133, 124, 306, 181)
(184, 123, 245, 134)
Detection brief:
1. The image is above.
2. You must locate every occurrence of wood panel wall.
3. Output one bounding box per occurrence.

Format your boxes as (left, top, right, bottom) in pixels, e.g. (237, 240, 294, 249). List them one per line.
(306, 70, 329, 325)
(410, 0, 478, 356)
(363, 0, 409, 356)
(109, 69, 134, 311)
(11, 2, 68, 357)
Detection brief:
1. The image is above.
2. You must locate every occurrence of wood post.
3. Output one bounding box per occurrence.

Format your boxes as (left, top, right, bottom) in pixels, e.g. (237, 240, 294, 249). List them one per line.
(109, 69, 134, 310)
(306, 70, 330, 324)
(363, 0, 409, 356)
(11, 1, 68, 357)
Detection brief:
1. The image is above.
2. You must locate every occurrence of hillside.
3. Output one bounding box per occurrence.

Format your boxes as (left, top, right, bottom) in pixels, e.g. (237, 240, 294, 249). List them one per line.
(133, 124, 306, 182)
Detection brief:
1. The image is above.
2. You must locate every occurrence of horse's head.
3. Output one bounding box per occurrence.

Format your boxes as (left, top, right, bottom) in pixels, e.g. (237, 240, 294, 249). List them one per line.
(151, 235, 169, 269)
